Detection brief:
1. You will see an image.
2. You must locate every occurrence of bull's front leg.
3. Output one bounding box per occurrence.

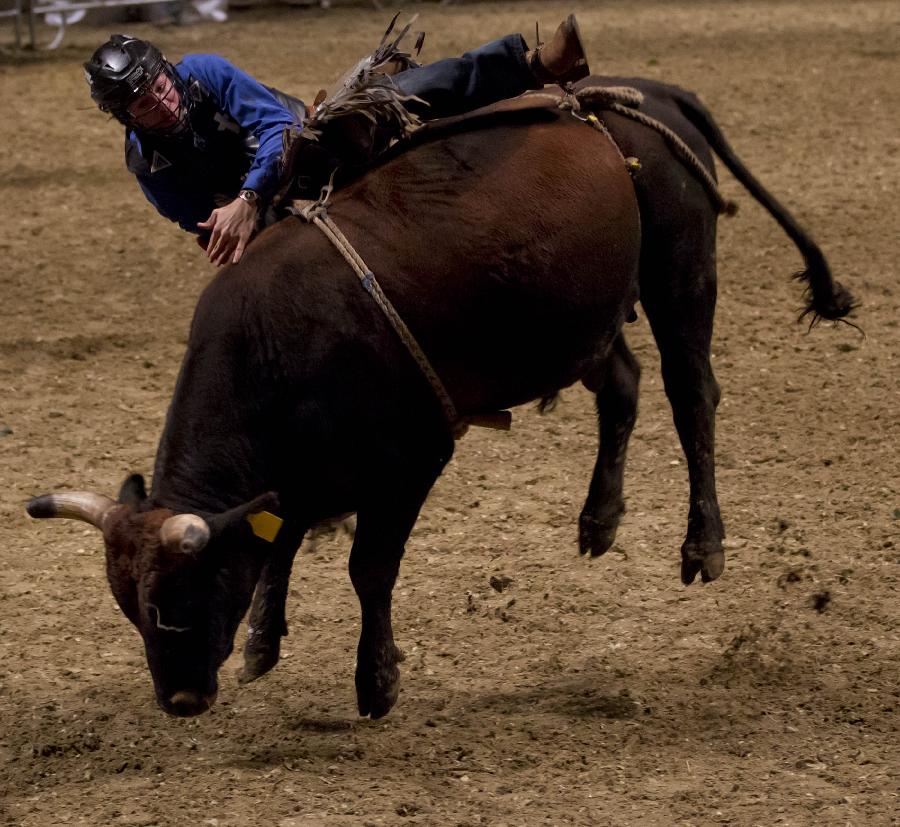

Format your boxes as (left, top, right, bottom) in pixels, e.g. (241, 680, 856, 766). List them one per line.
(350, 548, 405, 719)
(349, 478, 434, 719)
(239, 535, 303, 684)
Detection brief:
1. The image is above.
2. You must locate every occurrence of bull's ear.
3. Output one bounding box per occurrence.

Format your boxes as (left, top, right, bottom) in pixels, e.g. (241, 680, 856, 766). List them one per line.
(117, 474, 147, 507)
(206, 492, 280, 538)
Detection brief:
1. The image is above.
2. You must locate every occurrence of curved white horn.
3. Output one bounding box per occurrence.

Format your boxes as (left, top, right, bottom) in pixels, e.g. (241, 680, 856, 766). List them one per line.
(26, 492, 117, 531)
(159, 514, 211, 555)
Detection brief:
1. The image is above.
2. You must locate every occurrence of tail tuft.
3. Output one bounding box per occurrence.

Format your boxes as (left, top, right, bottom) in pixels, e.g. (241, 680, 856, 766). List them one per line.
(794, 265, 857, 326)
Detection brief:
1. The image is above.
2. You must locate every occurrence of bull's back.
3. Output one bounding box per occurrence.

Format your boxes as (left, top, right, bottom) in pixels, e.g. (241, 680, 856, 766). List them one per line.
(319, 109, 642, 411)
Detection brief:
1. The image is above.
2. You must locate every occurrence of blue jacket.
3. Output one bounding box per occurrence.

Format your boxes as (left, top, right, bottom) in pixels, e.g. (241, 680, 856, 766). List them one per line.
(124, 54, 304, 235)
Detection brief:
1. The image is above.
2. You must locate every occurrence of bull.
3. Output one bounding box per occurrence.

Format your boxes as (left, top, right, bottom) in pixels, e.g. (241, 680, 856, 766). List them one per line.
(27, 77, 852, 719)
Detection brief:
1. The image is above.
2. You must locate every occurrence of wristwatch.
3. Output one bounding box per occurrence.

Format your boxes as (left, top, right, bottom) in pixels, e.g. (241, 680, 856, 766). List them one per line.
(238, 189, 259, 207)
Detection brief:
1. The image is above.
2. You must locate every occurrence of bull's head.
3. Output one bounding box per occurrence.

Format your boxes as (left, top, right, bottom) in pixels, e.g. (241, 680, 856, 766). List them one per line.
(27, 475, 277, 717)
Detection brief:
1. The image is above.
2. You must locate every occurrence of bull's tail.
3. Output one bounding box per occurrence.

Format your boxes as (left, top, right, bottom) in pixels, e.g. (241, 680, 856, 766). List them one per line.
(672, 90, 856, 325)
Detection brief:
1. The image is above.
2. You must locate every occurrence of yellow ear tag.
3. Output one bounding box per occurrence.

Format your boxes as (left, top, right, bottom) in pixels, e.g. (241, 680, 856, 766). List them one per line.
(246, 510, 283, 543)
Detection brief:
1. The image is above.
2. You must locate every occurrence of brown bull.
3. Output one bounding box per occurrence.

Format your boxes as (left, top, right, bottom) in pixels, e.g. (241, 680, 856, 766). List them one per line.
(27, 81, 852, 719)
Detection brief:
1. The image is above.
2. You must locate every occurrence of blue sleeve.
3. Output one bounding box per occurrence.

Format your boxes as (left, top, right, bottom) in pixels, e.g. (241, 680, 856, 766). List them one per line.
(179, 54, 297, 203)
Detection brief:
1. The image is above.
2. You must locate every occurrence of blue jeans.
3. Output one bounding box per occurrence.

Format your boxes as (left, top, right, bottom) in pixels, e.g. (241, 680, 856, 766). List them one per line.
(393, 34, 538, 120)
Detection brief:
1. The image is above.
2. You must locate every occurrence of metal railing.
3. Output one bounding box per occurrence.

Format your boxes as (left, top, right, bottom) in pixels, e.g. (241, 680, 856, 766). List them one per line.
(4, 0, 184, 49)
(2, 0, 431, 50)
(0, 0, 23, 49)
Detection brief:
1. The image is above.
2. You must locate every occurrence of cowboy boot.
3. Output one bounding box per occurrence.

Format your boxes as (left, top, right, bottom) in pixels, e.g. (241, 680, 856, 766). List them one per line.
(527, 14, 590, 86)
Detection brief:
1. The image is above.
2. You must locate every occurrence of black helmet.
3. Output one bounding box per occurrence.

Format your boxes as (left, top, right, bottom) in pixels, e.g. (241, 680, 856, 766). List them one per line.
(84, 35, 171, 123)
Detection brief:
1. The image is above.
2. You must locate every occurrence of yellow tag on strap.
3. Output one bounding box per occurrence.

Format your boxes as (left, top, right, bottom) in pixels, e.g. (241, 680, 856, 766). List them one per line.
(246, 510, 283, 542)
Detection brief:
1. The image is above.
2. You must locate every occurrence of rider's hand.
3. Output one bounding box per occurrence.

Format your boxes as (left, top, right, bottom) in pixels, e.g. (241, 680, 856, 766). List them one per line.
(197, 196, 258, 266)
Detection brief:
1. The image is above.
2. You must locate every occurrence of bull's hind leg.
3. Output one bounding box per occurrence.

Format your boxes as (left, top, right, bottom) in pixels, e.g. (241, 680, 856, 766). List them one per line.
(239, 535, 303, 684)
(350, 471, 437, 719)
(641, 258, 725, 585)
(579, 333, 641, 556)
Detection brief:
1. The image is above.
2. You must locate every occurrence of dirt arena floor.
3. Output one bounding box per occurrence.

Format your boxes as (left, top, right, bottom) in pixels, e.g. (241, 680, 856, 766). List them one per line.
(1, 1, 898, 824)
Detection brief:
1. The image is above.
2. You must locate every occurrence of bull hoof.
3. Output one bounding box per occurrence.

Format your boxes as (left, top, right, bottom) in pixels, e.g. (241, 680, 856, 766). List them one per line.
(578, 510, 622, 557)
(680, 544, 725, 585)
(356, 645, 402, 719)
(356, 664, 400, 719)
(238, 644, 280, 685)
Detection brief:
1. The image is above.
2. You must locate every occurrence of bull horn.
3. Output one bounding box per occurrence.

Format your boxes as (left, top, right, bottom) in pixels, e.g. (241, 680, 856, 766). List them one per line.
(26, 492, 117, 530)
(160, 514, 210, 555)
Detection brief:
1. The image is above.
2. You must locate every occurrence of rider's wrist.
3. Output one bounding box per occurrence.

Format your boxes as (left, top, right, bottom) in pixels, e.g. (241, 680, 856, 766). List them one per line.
(238, 189, 259, 210)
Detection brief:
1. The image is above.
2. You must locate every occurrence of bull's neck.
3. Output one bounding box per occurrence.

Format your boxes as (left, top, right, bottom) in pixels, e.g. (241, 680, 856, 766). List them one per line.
(147, 337, 274, 516)
(149, 428, 267, 515)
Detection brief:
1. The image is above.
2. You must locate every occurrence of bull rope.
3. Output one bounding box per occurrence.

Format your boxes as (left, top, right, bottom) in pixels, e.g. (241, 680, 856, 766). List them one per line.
(289, 192, 471, 440)
(536, 85, 738, 216)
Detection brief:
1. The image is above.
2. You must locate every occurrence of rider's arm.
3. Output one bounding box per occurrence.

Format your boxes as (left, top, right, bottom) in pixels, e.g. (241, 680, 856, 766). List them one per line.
(179, 54, 298, 205)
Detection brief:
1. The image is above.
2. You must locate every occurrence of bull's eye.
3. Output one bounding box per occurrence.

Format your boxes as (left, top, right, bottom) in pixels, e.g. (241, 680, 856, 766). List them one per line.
(147, 601, 192, 633)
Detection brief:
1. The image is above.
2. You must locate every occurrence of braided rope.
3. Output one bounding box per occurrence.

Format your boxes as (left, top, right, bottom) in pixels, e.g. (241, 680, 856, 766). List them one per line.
(548, 84, 736, 215)
(568, 84, 645, 109)
(604, 101, 736, 215)
(292, 198, 467, 440)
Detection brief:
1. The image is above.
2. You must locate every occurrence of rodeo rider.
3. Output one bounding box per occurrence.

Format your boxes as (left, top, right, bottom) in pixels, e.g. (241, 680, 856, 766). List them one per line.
(84, 16, 590, 267)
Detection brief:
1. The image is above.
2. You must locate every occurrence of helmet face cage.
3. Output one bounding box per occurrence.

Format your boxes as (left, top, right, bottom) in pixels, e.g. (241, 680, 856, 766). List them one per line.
(126, 61, 191, 135)
(84, 35, 189, 134)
